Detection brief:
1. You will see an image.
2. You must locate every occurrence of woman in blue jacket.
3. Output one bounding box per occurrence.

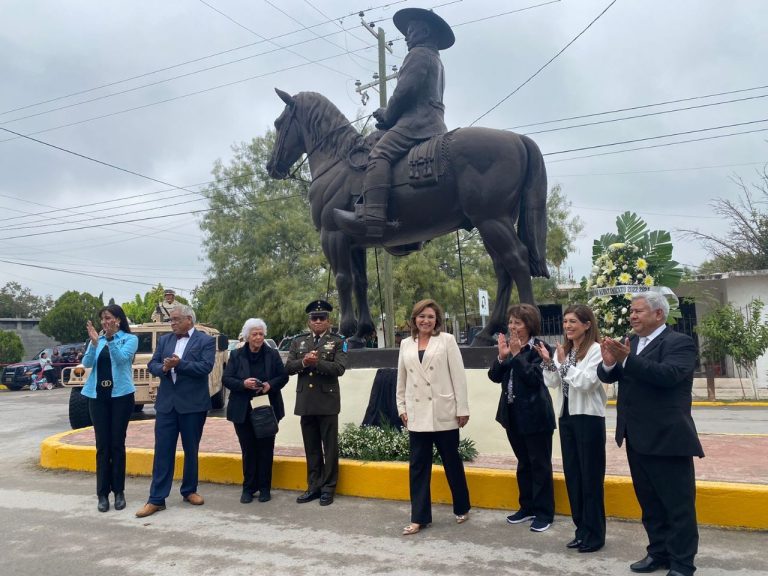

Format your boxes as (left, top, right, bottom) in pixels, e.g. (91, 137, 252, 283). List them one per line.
(82, 304, 138, 512)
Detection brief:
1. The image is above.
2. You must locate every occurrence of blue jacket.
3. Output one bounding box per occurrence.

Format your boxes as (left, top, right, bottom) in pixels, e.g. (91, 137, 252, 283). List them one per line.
(148, 329, 215, 414)
(82, 330, 138, 399)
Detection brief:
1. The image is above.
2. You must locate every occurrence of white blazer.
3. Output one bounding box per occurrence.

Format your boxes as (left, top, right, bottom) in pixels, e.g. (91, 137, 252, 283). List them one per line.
(543, 342, 607, 418)
(396, 332, 469, 432)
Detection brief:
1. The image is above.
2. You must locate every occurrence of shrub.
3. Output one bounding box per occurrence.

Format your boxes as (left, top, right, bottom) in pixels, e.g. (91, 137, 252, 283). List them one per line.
(338, 422, 477, 464)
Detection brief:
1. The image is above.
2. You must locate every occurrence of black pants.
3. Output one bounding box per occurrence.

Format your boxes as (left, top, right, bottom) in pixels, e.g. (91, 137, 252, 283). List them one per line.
(89, 393, 134, 497)
(559, 408, 606, 547)
(505, 409, 554, 522)
(300, 414, 339, 494)
(234, 417, 276, 495)
(627, 440, 699, 576)
(408, 429, 471, 525)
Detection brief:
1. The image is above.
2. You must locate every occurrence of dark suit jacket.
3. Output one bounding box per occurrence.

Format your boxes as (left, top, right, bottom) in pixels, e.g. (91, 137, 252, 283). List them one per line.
(285, 331, 347, 416)
(222, 345, 288, 424)
(148, 329, 215, 414)
(488, 339, 556, 435)
(597, 327, 704, 457)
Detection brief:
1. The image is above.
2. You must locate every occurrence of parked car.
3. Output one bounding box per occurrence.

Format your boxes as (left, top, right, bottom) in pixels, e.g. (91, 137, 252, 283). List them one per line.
(2, 343, 83, 391)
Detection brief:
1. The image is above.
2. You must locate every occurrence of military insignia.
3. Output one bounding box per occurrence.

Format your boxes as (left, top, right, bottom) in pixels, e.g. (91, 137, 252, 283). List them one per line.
(323, 342, 334, 351)
(299, 340, 306, 352)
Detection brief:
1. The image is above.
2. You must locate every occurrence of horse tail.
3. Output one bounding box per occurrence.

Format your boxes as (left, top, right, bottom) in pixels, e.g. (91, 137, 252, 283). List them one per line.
(518, 135, 550, 278)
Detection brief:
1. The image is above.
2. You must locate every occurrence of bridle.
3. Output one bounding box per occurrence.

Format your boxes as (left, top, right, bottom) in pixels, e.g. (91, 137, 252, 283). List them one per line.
(273, 101, 373, 184)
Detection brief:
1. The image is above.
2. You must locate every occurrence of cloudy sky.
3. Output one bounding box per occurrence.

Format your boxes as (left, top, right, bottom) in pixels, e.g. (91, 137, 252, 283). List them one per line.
(1, 0, 766, 307)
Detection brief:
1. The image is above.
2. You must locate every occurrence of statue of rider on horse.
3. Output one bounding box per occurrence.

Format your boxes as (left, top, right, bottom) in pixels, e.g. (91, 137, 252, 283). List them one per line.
(334, 8, 455, 241)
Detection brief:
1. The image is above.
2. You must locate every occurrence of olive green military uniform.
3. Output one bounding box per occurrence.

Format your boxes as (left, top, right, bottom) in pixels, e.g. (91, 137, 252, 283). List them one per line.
(150, 300, 182, 322)
(285, 330, 348, 495)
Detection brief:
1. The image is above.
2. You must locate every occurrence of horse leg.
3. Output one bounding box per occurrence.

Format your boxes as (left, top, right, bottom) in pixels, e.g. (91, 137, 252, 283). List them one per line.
(321, 231, 357, 339)
(474, 218, 535, 345)
(349, 246, 374, 347)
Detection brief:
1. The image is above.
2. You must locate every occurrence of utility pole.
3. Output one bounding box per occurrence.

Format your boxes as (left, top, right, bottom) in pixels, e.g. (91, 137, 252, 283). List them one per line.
(357, 17, 396, 348)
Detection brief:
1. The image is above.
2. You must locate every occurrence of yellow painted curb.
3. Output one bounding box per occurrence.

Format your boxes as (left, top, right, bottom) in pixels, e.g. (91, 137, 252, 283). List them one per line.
(0, 384, 8, 390)
(606, 400, 768, 407)
(40, 430, 768, 531)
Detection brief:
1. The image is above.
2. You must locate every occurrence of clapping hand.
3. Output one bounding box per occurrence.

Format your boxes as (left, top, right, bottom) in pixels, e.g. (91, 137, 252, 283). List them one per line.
(533, 341, 552, 362)
(601, 336, 630, 365)
(86, 320, 99, 346)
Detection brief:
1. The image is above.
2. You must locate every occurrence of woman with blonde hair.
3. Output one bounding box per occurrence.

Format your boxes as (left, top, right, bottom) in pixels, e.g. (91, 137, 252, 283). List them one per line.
(397, 298, 470, 535)
(537, 304, 607, 553)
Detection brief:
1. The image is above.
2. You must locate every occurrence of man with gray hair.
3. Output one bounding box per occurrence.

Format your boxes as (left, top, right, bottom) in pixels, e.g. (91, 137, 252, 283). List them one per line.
(598, 292, 703, 576)
(136, 305, 215, 517)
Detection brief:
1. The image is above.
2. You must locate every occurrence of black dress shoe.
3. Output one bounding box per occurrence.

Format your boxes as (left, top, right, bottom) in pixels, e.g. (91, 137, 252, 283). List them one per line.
(630, 555, 671, 573)
(258, 492, 271, 503)
(578, 543, 604, 553)
(296, 490, 321, 504)
(97, 495, 109, 513)
(666, 571, 687, 576)
(114, 492, 126, 510)
(566, 538, 582, 549)
(240, 491, 254, 504)
(319, 492, 334, 506)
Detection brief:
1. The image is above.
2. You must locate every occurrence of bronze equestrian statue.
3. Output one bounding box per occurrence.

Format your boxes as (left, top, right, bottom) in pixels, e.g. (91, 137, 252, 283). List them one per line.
(266, 8, 549, 348)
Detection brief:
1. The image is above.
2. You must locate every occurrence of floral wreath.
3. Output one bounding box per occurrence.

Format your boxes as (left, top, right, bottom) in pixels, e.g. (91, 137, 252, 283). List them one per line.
(586, 213, 683, 336)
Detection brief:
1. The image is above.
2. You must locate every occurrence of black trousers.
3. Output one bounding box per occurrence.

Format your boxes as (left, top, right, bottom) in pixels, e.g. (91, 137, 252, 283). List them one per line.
(88, 393, 134, 497)
(627, 440, 699, 576)
(234, 417, 276, 495)
(300, 414, 339, 494)
(408, 429, 471, 525)
(505, 408, 555, 522)
(559, 408, 606, 547)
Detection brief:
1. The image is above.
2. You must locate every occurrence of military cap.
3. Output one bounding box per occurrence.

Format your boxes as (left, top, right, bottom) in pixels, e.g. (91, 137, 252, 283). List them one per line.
(393, 8, 455, 50)
(164, 289, 176, 295)
(305, 299, 333, 315)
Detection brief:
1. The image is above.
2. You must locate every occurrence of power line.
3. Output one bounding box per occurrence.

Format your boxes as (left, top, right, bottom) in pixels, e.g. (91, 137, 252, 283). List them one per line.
(550, 160, 766, 177)
(543, 117, 768, 157)
(546, 126, 768, 163)
(0, 43, 377, 146)
(470, 0, 617, 127)
(506, 83, 768, 131)
(0, 258, 194, 292)
(453, 0, 560, 29)
(522, 93, 768, 137)
(0, 0, 413, 118)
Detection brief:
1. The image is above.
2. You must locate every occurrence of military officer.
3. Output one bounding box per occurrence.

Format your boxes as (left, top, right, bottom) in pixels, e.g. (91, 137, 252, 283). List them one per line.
(285, 299, 348, 506)
(151, 289, 183, 322)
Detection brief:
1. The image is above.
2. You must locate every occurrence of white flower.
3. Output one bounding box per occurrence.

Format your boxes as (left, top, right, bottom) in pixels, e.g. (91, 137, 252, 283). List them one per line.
(621, 307, 627, 314)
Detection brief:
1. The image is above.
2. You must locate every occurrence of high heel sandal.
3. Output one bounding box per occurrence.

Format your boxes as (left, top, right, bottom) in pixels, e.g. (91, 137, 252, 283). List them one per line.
(456, 513, 469, 524)
(402, 522, 427, 535)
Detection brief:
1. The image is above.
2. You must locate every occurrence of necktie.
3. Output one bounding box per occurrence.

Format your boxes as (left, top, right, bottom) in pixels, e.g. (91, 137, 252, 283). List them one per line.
(176, 332, 188, 340)
(314, 335, 320, 347)
(637, 336, 648, 353)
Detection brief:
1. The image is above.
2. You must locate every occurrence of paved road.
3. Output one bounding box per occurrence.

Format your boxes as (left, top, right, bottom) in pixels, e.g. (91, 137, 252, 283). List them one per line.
(1, 388, 766, 576)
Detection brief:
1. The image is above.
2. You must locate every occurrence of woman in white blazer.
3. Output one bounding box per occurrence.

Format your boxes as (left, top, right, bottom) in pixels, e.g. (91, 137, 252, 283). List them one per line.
(536, 304, 607, 553)
(397, 298, 470, 535)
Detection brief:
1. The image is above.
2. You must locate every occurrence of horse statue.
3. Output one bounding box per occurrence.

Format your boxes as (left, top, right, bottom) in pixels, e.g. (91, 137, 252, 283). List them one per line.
(266, 89, 549, 347)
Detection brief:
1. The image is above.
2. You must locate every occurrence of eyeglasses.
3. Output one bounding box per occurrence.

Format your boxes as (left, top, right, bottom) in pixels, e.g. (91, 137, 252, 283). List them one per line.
(309, 315, 328, 322)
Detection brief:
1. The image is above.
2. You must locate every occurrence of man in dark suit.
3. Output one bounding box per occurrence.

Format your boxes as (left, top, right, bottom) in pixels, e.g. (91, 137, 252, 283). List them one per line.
(136, 304, 216, 518)
(598, 292, 704, 576)
(285, 300, 348, 506)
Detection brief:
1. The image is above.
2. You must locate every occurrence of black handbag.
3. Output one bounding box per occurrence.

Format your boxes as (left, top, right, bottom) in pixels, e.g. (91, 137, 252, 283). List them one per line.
(249, 404, 278, 438)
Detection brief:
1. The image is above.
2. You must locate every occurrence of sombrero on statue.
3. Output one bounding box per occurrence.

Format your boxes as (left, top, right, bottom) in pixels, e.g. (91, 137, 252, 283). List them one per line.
(393, 8, 455, 50)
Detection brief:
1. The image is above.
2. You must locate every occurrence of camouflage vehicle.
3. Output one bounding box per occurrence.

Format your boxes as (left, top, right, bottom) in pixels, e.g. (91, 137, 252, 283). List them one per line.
(63, 322, 229, 429)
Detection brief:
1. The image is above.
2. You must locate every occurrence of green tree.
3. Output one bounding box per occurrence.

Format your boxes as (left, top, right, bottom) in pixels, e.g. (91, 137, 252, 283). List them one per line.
(0, 330, 24, 364)
(197, 132, 325, 339)
(39, 291, 103, 343)
(0, 282, 54, 318)
(696, 299, 768, 400)
(121, 285, 189, 324)
(683, 169, 768, 273)
(546, 184, 584, 281)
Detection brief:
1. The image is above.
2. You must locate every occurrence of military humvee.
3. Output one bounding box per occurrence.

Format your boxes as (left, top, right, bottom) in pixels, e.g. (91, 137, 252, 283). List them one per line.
(63, 322, 229, 429)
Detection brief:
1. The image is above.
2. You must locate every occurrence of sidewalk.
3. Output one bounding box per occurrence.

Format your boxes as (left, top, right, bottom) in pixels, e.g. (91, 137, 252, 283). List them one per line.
(40, 417, 768, 531)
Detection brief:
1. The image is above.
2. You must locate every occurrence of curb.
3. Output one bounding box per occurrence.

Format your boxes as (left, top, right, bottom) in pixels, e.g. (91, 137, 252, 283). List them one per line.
(605, 400, 768, 407)
(40, 430, 768, 531)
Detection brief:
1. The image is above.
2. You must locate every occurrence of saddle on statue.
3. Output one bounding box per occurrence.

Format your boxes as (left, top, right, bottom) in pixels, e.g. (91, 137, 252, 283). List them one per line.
(341, 130, 458, 255)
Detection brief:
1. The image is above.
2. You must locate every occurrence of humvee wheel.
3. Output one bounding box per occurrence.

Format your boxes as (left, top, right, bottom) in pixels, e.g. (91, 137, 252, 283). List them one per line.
(69, 387, 93, 429)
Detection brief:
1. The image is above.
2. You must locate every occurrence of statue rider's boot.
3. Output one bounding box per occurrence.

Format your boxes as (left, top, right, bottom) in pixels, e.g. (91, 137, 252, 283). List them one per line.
(334, 160, 394, 239)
